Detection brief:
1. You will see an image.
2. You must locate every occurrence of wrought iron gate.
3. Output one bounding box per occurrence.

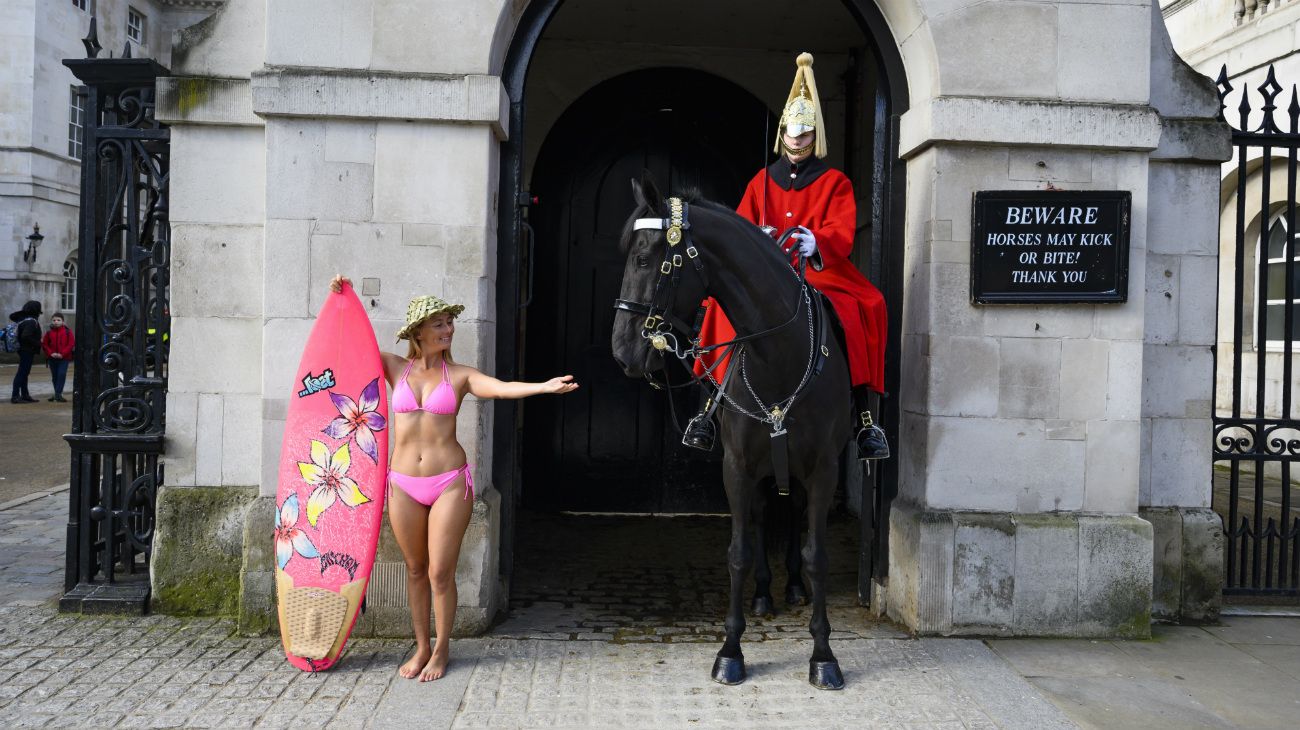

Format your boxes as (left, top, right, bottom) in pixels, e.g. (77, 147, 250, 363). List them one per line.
(59, 24, 171, 613)
(1214, 64, 1300, 597)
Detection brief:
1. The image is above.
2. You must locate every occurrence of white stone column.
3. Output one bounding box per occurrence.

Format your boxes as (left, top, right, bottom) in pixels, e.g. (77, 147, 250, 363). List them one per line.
(886, 0, 1184, 637)
(1140, 4, 1231, 623)
(248, 67, 509, 635)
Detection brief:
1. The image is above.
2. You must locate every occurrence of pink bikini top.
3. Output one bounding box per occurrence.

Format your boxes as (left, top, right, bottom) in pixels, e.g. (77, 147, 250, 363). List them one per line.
(393, 359, 457, 415)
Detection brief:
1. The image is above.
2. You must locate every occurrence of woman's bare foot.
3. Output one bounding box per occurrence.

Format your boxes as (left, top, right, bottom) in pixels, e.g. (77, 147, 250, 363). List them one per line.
(399, 645, 431, 679)
(419, 645, 450, 682)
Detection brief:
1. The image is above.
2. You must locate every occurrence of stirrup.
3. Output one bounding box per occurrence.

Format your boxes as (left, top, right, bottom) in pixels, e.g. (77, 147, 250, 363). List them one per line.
(856, 411, 889, 460)
(683, 411, 716, 452)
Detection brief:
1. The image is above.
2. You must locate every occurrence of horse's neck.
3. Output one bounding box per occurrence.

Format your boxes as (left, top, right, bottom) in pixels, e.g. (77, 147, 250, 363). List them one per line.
(702, 223, 805, 373)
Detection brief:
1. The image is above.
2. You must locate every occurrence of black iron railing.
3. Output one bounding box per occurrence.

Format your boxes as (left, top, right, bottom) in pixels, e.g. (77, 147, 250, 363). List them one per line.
(59, 20, 171, 614)
(1214, 64, 1300, 596)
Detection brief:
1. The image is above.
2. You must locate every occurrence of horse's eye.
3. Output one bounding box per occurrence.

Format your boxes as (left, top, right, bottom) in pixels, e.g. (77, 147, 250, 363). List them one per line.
(636, 255, 650, 268)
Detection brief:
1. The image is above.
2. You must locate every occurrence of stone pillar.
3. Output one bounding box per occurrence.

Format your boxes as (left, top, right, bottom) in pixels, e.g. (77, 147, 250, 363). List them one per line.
(152, 0, 268, 617)
(884, 0, 1204, 638)
(155, 0, 514, 636)
(1140, 5, 1230, 624)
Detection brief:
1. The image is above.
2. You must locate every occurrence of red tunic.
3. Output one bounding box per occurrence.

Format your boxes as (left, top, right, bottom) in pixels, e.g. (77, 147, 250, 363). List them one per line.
(694, 157, 887, 392)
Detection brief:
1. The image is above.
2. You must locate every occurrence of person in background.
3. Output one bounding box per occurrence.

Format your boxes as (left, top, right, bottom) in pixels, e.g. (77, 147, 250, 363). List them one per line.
(42, 313, 74, 402)
(9, 300, 42, 404)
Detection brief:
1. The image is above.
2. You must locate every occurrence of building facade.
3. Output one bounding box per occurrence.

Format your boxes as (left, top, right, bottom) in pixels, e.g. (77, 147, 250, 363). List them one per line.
(136, 0, 1230, 637)
(0, 0, 221, 323)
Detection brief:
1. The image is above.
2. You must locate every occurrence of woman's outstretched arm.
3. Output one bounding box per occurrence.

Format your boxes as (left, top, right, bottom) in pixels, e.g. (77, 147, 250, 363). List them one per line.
(465, 370, 578, 400)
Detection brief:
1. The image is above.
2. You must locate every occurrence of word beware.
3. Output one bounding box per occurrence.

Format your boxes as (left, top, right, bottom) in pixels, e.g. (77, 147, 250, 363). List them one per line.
(297, 369, 336, 398)
(1005, 206, 1100, 226)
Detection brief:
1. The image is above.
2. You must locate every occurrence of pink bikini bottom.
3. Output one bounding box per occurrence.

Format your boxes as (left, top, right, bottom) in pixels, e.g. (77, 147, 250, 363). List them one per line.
(388, 464, 474, 507)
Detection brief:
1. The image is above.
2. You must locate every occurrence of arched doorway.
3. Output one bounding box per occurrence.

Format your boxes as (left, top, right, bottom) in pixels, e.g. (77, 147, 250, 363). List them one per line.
(494, 0, 908, 607)
(522, 69, 765, 514)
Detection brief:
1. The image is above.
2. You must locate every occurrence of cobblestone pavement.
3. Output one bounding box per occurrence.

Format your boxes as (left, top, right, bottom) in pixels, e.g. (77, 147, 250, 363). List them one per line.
(501, 510, 905, 642)
(0, 495, 1080, 728)
(0, 607, 1073, 729)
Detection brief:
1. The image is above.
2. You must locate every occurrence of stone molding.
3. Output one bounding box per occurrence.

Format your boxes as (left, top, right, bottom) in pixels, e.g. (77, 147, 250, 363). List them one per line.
(157, 77, 261, 127)
(1151, 117, 1233, 162)
(248, 68, 510, 140)
(900, 96, 1163, 159)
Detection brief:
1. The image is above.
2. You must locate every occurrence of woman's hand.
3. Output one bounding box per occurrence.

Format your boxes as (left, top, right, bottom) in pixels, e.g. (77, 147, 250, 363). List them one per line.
(541, 375, 579, 394)
(329, 275, 351, 294)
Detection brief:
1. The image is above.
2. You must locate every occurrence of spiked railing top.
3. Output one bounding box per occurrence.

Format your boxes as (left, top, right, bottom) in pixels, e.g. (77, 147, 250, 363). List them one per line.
(1218, 62, 1300, 137)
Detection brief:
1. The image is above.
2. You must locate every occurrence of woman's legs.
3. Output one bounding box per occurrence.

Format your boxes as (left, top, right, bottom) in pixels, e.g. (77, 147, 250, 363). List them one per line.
(422, 473, 474, 681)
(387, 482, 433, 679)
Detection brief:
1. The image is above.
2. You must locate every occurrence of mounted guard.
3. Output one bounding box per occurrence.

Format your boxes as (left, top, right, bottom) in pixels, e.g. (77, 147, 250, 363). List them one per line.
(686, 52, 889, 460)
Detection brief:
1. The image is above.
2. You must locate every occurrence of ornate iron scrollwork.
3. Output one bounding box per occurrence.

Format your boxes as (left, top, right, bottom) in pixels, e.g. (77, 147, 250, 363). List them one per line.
(62, 49, 172, 613)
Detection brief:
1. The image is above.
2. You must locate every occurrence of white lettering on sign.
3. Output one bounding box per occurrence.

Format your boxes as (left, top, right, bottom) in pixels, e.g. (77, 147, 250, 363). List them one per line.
(1005, 206, 1100, 225)
(986, 232, 1042, 245)
(1011, 270, 1059, 284)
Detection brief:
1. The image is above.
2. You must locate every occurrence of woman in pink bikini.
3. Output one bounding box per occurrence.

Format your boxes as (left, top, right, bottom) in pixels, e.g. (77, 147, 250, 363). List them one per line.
(330, 277, 577, 681)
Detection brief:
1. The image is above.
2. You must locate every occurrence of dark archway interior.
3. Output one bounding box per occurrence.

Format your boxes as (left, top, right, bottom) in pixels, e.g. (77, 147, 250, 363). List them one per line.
(495, 0, 908, 616)
(522, 68, 766, 514)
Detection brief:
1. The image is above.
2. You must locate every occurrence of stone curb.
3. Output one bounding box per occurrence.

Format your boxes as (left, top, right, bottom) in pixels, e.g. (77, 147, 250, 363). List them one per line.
(0, 483, 68, 512)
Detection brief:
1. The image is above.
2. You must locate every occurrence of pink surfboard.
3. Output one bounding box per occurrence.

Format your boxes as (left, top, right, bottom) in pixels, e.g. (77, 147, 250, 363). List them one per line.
(274, 282, 388, 672)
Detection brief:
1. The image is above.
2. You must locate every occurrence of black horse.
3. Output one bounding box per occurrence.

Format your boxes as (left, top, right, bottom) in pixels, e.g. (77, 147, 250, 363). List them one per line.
(611, 174, 851, 690)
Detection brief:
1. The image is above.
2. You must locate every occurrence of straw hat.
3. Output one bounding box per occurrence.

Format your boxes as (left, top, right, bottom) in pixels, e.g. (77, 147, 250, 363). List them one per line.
(395, 295, 464, 341)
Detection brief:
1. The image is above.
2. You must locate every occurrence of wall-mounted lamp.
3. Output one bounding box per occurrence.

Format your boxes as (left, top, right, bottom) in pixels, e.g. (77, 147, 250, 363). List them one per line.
(23, 224, 44, 264)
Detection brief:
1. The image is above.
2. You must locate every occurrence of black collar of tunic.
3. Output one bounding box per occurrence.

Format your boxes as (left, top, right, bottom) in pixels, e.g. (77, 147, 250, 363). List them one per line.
(767, 154, 829, 191)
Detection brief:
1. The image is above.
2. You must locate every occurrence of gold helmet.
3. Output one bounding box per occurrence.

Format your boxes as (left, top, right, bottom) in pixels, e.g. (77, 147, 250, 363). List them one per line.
(775, 52, 828, 159)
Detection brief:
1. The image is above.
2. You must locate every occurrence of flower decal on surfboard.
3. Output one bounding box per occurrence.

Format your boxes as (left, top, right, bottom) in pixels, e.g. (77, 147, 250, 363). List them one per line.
(322, 378, 387, 463)
(299, 440, 371, 526)
(274, 493, 320, 570)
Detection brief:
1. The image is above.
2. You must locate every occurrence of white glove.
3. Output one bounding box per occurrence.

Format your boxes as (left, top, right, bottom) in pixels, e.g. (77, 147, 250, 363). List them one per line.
(792, 226, 817, 258)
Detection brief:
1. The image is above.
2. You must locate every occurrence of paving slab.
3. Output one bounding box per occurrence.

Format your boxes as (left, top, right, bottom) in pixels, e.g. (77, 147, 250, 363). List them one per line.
(989, 618, 1300, 730)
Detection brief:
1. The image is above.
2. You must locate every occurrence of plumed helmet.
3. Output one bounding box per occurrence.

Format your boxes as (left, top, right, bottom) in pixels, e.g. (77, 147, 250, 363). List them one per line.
(775, 53, 828, 159)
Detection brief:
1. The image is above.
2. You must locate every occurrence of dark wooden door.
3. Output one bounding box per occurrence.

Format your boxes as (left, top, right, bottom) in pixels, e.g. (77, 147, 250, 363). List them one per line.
(523, 69, 769, 512)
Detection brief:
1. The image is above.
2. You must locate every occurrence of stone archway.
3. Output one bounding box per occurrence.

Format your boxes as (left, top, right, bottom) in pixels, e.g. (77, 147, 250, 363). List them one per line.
(492, 0, 912, 609)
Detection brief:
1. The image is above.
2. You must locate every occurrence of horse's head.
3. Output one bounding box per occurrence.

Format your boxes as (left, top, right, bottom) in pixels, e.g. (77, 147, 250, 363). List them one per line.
(611, 173, 709, 378)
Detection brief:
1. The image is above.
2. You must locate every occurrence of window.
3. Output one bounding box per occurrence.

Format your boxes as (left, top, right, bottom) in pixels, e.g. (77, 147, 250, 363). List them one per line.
(127, 7, 146, 46)
(1260, 216, 1300, 345)
(72, 0, 95, 13)
(68, 86, 84, 160)
(61, 255, 78, 313)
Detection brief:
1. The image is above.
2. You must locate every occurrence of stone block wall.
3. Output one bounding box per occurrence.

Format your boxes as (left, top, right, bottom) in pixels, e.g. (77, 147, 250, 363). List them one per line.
(149, 0, 1231, 640)
(157, 0, 509, 632)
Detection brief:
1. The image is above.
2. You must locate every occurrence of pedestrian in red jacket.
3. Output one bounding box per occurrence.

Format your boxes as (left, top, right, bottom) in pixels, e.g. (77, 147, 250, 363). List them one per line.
(41, 314, 74, 402)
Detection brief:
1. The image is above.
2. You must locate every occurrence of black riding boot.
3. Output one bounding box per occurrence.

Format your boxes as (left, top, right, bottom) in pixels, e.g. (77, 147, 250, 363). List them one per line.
(853, 386, 889, 460)
(683, 389, 717, 451)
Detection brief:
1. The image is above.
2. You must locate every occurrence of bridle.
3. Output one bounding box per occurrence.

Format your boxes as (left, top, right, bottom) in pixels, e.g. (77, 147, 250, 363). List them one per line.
(612, 197, 709, 362)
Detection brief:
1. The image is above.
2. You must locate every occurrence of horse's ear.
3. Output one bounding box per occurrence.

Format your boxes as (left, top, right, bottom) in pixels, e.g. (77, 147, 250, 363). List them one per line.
(631, 177, 650, 211)
(638, 170, 664, 214)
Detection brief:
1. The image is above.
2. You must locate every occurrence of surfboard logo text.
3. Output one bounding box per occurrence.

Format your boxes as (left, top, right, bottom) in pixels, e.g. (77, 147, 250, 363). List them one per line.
(298, 369, 336, 398)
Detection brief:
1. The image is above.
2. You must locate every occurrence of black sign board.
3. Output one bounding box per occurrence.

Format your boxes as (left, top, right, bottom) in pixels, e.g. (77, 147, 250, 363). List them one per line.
(970, 190, 1131, 304)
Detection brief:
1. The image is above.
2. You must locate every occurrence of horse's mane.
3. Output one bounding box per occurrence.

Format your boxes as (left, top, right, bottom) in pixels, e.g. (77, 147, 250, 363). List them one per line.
(620, 188, 794, 280)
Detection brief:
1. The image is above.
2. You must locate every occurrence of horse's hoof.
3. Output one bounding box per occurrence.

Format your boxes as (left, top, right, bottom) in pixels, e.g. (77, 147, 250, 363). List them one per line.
(750, 595, 776, 617)
(711, 655, 746, 685)
(785, 583, 808, 606)
(809, 660, 844, 690)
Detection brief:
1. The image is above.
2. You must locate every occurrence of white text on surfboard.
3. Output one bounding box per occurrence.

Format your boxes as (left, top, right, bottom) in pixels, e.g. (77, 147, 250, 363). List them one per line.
(298, 369, 337, 398)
